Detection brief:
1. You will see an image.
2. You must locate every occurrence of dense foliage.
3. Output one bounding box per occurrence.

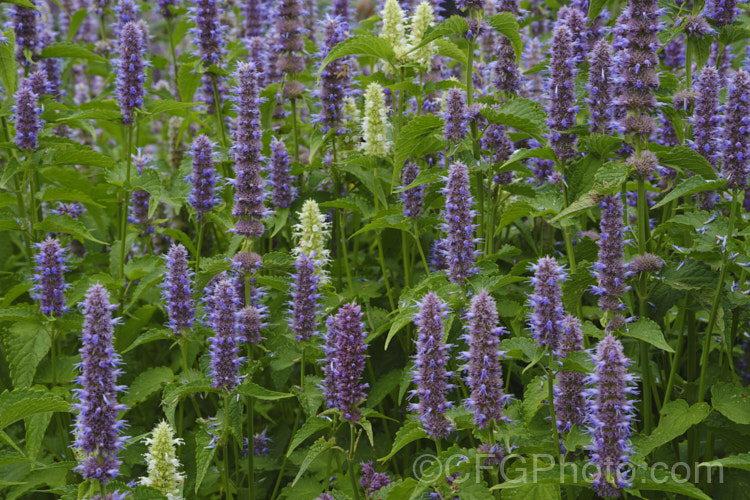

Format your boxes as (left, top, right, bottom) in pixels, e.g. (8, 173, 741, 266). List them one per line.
(1, 0, 750, 498)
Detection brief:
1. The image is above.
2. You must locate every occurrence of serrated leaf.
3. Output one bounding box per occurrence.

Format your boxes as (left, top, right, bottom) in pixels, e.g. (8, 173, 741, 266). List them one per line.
(699, 453, 750, 472)
(177, 62, 202, 103)
(194, 429, 216, 493)
(35, 214, 106, 244)
(656, 146, 716, 180)
(122, 328, 172, 353)
(380, 420, 427, 461)
(292, 437, 335, 486)
(661, 260, 715, 291)
(122, 366, 174, 407)
(625, 318, 674, 353)
(0, 29, 18, 95)
(145, 99, 194, 115)
(629, 468, 712, 500)
(522, 376, 548, 425)
(394, 114, 444, 171)
(712, 382, 750, 425)
(635, 400, 710, 456)
(237, 381, 294, 400)
(366, 368, 401, 408)
(0, 389, 70, 430)
(49, 143, 117, 169)
(434, 38, 466, 63)
(588, 0, 607, 19)
(482, 98, 547, 142)
(500, 337, 538, 362)
(318, 35, 394, 77)
(25, 412, 52, 461)
(286, 416, 330, 457)
(41, 42, 107, 62)
(412, 15, 469, 51)
(487, 13, 522, 62)
(653, 175, 725, 209)
(162, 379, 219, 406)
(3, 321, 50, 389)
(40, 187, 105, 208)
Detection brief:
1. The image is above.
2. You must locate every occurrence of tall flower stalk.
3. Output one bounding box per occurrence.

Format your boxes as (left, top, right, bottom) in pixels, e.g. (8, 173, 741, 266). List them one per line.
(442, 161, 477, 285)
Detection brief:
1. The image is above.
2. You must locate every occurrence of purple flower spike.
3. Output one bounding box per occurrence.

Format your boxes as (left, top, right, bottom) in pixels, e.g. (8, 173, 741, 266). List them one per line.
(443, 88, 468, 144)
(587, 39, 614, 134)
(411, 292, 454, 439)
(208, 277, 244, 391)
(269, 137, 297, 209)
(12, 0, 40, 64)
(460, 289, 509, 429)
(616, 0, 661, 138)
(73, 284, 127, 483)
(559, 7, 589, 63)
(322, 302, 369, 422)
(456, 0, 483, 11)
(401, 161, 425, 218)
(721, 70, 750, 191)
(317, 16, 352, 134)
(360, 461, 391, 494)
(482, 123, 514, 184)
(28, 69, 50, 97)
(527, 256, 566, 352)
(238, 305, 265, 344)
(115, 0, 139, 38)
(191, 0, 226, 110)
(493, 36, 522, 95)
(232, 61, 268, 238)
(13, 78, 42, 151)
(275, 0, 307, 75)
(189, 135, 219, 222)
(32, 237, 68, 317)
(161, 244, 195, 336)
(692, 66, 721, 169)
(157, 0, 175, 17)
(441, 161, 477, 285)
(245, 0, 267, 38)
(129, 152, 154, 237)
(554, 315, 586, 432)
(592, 195, 629, 315)
(289, 253, 321, 342)
(333, 0, 350, 23)
(547, 24, 578, 159)
(586, 333, 637, 498)
(429, 238, 448, 272)
(707, 0, 738, 26)
(115, 22, 146, 125)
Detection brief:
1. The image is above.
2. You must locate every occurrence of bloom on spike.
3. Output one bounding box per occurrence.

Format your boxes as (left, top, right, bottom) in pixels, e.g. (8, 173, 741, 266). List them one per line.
(362, 82, 391, 156)
(409, 2, 437, 71)
(322, 303, 369, 422)
(441, 161, 477, 284)
(13, 78, 42, 151)
(231, 61, 268, 238)
(721, 70, 750, 191)
(460, 290, 509, 428)
(692, 66, 720, 169)
(292, 200, 332, 276)
(12, 0, 40, 64)
(115, 22, 146, 124)
(380, 0, 406, 53)
(208, 277, 244, 391)
(493, 36, 523, 95)
(547, 24, 578, 159)
(443, 88, 468, 144)
(558, 6, 589, 63)
(411, 292, 453, 439)
(586, 39, 614, 134)
(139, 421, 185, 500)
(32, 237, 68, 317)
(73, 284, 127, 483)
(238, 305, 265, 344)
(360, 461, 392, 494)
(527, 256, 566, 352)
(268, 138, 297, 208)
(115, 0, 139, 38)
(401, 161, 426, 218)
(554, 315, 586, 432)
(129, 152, 154, 237)
(244, 0, 267, 37)
(592, 195, 629, 315)
(317, 16, 352, 134)
(289, 253, 321, 342)
(191, 0, 226, 109)
(161, 244, 195, 336)
(586, 333, 637, 497)
(275, 0, 306, 75)
(189, 135, 219, 222)
(706, 0, 738, 26)
(28, 69, 49, 97)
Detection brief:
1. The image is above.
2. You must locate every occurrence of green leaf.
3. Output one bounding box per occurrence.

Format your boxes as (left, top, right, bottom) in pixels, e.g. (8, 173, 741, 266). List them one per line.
(177, 62, 202, 103)
(482, 98, 548, 142)
(487, 13, 522, 62)
(0, 29, 17, 96)
(434, 38, 466, 63)
(162, 380, 220, 406)
(291, 437, 335, 486)
(286, 416, 330, 457)
(699, 453, 750, 472)
(1, 0, 36, 8)
(3, 321, 50, 389)
(635, 400, 710, 456)
(40, 42, 107, 62)
(380, 420, 427, 461)
(500, 337, 538, 362)
(718, 25, 750, 45)
(394, 114, 444, 172)
(656, 146, 717, 180)
(560, 351, 595, 374)
(413, 15, 469, 50)
(585, 134, 623, 159)
(237, 381, 294, 401)
(318, 35, 394, 78)
(366, 368, 401, 408)
(35, 214, 106, 244)
(625, 318, 674, 353)
(0, 389, 70, 430)
(712, 382, 750, 425)
(49, 143, 117, 169)
(522, 376, 548, 425)
(500, 484, 560, 499)
(66, 9, 89, 42)
(145, 99, 194, 116)
(122, 328, 172, 353)
(194, 428, 216, 493)
(122, 366, 174, 407)
(352, 214, 411, 237)
(588, 0, 607, 20)
(40, 187, 105, 209)
(653, 175, 725, 209)
(629, 468, 712, 500)
(661, 260, 715, 291)
(25, 412, 52, 461)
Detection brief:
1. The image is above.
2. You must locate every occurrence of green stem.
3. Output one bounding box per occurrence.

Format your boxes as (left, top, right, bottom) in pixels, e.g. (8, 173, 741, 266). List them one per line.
(211, 74, 228, 156)
(662, 293, 689, 412)
(119, 124, 134, 283)
(223, 394, 233, 499)
(373, 168, 395, 310)
(165, 18, 180, 100)
(196, 221, 205, 270)
(291, 97, 300, 164)
(412, 220, 430, 276)
(402, 230, 411, 288)
(348, 424, 361, 500)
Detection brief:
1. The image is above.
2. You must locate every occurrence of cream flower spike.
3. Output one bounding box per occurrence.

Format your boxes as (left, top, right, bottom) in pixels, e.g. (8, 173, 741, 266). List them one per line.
(139, 421, 185, 500)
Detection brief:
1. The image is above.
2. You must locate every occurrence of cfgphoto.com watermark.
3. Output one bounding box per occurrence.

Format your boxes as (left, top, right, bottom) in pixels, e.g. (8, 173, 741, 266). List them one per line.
(411, 453, 725, 487)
